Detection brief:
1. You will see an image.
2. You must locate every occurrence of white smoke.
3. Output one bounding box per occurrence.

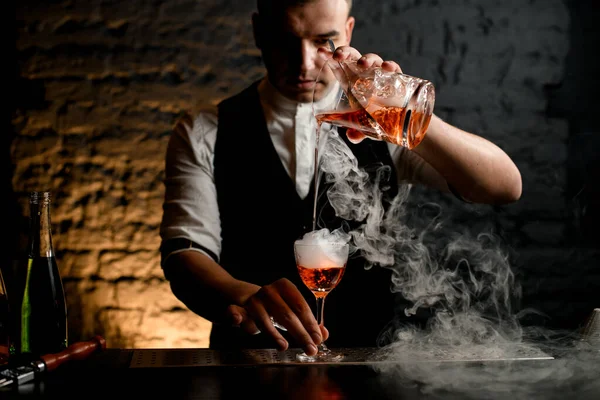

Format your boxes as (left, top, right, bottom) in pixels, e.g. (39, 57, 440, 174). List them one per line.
(316, 129, 600, 399)
(295, 228, 351, 268)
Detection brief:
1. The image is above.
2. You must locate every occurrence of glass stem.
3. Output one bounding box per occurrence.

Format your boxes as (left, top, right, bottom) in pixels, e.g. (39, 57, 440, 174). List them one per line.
(315, 295, 328, 351)
(315, 295, 325, 327)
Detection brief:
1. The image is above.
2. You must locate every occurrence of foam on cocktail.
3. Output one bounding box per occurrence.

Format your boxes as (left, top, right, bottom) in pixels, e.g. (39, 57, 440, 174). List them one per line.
(295, 228, 350, 269)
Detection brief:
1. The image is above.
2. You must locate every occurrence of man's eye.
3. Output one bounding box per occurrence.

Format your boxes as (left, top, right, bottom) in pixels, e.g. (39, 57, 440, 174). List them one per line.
(314, 38, 330, 46)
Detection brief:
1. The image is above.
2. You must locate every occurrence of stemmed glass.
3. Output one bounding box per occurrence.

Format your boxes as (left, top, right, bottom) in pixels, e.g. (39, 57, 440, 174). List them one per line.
(294, 240, 349, 362)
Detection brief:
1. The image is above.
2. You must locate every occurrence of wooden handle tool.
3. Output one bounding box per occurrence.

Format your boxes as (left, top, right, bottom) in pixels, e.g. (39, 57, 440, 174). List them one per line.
(0, 336, 106, 387)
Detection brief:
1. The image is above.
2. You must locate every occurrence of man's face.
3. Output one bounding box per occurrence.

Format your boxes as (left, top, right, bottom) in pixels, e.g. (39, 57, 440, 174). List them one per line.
(253, 0, 355, 103)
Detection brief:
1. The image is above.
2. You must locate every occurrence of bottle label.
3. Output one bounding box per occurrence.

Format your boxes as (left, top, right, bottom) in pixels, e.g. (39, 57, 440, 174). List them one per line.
(20, 258, 34, 353)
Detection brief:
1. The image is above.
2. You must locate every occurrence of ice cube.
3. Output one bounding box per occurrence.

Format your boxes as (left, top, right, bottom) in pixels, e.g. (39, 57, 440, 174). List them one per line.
(374, 69, 396, 98)
(352, 77, 374, 105)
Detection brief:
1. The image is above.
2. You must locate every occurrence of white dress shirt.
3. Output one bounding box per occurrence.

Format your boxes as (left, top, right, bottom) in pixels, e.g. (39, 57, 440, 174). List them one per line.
(159, 77, 447, 264)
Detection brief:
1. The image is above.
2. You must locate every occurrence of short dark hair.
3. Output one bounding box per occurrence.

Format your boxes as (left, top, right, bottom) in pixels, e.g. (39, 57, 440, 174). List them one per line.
(256, 0, 353, 20)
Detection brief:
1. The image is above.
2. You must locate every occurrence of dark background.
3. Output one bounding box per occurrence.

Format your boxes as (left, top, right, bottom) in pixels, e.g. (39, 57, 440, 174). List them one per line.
(6, 0, 600, 347)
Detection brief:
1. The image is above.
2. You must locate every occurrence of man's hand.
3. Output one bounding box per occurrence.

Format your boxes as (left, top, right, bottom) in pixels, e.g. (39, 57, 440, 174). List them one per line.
(224, 278, 328, 356)
(323, 45, 402, 73)
(166, 251, 327, 357)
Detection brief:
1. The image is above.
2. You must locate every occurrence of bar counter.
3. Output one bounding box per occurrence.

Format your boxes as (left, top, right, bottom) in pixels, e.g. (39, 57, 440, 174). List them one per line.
(2, 346, 599, 399)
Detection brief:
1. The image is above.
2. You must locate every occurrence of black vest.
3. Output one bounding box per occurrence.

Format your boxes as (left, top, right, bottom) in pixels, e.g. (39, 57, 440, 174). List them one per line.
(211, 81, 400, 349)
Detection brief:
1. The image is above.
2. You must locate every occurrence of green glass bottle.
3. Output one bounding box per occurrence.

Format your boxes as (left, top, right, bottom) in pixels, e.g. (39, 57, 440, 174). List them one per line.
(19, 191, 68, 360)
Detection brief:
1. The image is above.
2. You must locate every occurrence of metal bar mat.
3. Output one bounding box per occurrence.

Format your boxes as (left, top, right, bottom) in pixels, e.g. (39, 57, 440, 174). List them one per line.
(129, 346, 553, 368)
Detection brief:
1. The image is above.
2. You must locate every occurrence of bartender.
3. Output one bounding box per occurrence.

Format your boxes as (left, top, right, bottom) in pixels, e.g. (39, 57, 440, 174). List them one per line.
(158, 0, 522, 357)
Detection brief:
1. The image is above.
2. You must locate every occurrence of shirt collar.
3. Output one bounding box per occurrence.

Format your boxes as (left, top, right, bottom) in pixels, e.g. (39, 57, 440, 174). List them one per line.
(258, 77, 298, 113)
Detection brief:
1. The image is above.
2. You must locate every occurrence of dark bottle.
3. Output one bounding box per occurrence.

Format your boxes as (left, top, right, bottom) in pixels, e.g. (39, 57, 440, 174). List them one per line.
(19, 191, 68, 359)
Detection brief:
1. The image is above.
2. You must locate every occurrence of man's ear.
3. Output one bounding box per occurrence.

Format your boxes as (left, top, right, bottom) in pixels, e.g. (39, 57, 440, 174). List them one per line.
(345, 16, 355, 45)
(252, 12, 263, 49)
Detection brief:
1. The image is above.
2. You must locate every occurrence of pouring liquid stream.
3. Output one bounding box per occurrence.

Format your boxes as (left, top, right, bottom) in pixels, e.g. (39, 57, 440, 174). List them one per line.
(312, 125, 321, 232)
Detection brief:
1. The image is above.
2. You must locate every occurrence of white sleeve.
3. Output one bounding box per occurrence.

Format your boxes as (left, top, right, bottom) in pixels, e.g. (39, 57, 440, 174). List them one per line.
(159, 111, 221, 265)
(387, 143, 449, 192)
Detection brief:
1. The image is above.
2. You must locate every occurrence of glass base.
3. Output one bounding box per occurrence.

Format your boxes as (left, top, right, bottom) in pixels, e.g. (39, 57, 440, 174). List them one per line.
(296, 344, 344, 363)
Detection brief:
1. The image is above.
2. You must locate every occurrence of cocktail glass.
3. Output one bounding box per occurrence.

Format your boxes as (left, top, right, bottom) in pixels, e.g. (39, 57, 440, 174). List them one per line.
(294, 241, 349, 362)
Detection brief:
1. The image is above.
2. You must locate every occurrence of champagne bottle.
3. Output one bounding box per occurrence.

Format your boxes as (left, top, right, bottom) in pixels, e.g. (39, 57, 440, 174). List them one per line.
(19, 191, 68, 360)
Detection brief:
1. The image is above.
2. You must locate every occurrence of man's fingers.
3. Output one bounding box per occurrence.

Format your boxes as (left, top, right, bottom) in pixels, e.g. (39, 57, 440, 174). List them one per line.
(331, 45, 362, 62)
(317, 47, 333, 60)
(227, 305, 243, 326)
(244, 293, 290, 351)
(226, 304, 260, 334)
(320, 325, 329, 342)
(381, 60, 402, 73)
(246, 280, 320, 356)
(234, 278, 325, 357)
(356, 53, 385, 69)
(319, 45, 404, 74)
(271, 280, 323, 349)
(240, 319, 261, 335)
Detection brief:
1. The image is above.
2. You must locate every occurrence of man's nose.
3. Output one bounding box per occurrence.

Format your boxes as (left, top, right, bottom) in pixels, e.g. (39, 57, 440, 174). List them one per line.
(299, 41, 317, 73)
